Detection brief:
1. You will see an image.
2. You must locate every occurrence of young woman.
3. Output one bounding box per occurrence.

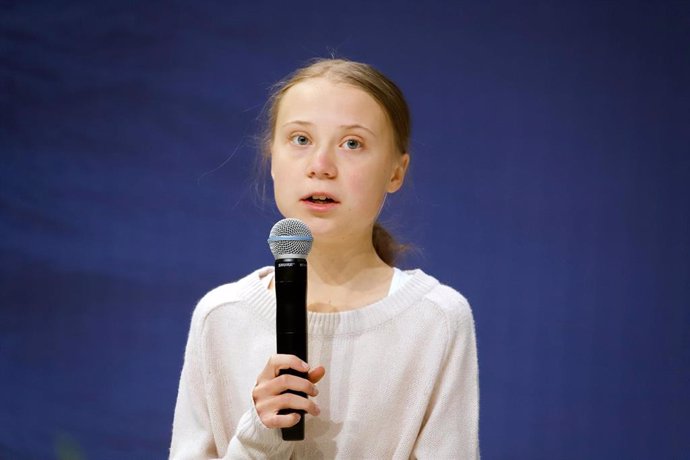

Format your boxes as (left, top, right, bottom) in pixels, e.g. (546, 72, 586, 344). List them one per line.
(170, 58, 479, 459)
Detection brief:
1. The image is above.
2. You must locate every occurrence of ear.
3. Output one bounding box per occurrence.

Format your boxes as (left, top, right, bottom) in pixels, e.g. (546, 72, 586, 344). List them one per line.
(269, 152, 275, 180)
(386, 153, 410, 193)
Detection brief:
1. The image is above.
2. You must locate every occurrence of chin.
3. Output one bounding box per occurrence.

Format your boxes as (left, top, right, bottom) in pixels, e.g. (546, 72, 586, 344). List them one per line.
(301, 216, 347, 242)
(276, 207, 371, 242)
(299, 216, 336, 235)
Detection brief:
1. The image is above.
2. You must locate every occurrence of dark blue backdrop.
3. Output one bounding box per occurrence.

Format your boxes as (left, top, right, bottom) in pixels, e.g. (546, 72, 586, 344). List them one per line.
(1, 1, 688, 459)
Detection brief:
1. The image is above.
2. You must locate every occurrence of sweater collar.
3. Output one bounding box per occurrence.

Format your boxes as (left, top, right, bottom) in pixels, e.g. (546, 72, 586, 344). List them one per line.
(240, 266, 439, 337)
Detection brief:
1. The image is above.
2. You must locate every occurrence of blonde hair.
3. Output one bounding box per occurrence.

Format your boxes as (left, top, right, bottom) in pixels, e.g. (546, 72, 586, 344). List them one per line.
(262, 58, 411, 266)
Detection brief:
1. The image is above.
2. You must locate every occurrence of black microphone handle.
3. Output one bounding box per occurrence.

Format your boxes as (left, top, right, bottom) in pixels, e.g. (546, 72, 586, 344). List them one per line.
(274, 258, 308, 441)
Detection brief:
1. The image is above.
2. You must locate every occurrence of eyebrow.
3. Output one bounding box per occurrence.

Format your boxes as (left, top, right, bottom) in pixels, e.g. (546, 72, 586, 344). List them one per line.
(282, 120, 377, 137)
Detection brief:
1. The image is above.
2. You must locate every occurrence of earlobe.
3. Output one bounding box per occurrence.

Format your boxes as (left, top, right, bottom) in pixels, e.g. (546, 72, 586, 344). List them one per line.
(386, 153, 410, 193)
(269, 148, 275, 180)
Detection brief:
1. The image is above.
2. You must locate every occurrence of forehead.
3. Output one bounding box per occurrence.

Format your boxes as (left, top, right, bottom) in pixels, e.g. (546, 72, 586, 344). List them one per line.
(276, 78, 389, 132)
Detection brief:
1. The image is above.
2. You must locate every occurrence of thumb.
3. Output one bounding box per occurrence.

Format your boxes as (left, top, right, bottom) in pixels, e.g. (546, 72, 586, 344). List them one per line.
(307, 365, 326, 384)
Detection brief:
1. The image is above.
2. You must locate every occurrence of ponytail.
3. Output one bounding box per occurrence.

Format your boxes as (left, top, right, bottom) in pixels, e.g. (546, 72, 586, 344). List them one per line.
(372, 222, 407, 267)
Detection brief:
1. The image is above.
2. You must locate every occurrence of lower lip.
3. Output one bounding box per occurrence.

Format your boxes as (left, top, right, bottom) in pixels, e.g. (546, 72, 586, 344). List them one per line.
(301, 199, 339, 212)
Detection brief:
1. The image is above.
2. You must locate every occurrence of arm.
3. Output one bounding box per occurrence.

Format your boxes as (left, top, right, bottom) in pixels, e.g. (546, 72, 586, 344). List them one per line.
(412, 303, 480, 459)
(169, 308, 295, 459)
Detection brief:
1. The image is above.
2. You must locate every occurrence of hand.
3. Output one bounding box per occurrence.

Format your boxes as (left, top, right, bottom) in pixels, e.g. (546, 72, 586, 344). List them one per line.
(252, 354, 326, 429)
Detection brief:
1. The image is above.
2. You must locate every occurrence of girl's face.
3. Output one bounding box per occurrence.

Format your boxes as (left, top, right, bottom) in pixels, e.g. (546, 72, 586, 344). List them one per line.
(270, 78, 409, 245)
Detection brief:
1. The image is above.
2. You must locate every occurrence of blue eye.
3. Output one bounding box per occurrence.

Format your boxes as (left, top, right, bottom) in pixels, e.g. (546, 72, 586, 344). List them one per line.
(291, 135, 310, 146)
(343, 139, 361, 150)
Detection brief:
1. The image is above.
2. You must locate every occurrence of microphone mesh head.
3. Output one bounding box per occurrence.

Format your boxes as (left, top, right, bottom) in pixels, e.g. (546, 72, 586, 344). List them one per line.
(267, 218, 313, 259)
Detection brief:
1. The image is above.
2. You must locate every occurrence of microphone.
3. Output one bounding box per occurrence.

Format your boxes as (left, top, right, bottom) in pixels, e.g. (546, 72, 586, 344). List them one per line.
(267, 218, 313, 441)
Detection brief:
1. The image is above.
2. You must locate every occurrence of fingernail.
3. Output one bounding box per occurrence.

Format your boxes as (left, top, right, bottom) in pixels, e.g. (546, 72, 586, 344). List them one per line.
(313, 386, 319, 396)
(302, 361, 310, 370)
(315, 404, 321, 415)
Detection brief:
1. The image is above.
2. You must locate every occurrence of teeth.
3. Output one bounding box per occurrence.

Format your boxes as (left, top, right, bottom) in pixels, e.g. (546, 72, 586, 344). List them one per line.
(312, 195, 328, 200)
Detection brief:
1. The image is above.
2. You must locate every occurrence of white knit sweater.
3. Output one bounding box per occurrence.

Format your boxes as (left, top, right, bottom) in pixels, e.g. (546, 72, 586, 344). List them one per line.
(170, 267, 479, 459)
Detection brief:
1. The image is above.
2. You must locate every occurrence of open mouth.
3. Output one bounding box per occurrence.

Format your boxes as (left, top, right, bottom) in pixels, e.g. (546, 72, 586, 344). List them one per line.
(303, 194, 338, 204)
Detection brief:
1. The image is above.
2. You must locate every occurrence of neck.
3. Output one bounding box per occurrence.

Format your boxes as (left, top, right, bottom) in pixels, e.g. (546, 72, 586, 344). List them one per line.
(304, 236, 393, 312)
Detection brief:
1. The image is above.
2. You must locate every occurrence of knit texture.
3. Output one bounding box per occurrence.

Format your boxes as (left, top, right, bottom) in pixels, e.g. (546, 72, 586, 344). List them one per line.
(170, 267, 479, 459)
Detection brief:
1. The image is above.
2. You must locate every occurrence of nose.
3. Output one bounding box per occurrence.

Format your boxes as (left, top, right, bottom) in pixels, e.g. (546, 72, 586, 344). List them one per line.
(307, 147, 337, 179)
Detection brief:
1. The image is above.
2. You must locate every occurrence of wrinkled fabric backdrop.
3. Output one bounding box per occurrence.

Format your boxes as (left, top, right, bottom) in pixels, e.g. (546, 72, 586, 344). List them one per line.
(1, 1, 688, 459)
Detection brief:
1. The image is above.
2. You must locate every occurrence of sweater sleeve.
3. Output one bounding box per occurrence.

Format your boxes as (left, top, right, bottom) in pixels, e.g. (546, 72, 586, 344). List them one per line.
(169, 302, 294, 459)
(411, 299, 480, 459)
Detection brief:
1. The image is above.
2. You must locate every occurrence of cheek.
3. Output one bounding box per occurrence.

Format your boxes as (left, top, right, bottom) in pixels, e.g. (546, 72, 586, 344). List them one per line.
(271, 157, 298, 187)
(271, 163, 292, 208)
(348, 171, 389, 210)
(272, 180, 292, 219)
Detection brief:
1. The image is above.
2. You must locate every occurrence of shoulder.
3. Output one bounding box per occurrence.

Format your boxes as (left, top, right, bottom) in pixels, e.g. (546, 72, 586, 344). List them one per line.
(189, 266, 272, 330)
(408, 269, 475, 333)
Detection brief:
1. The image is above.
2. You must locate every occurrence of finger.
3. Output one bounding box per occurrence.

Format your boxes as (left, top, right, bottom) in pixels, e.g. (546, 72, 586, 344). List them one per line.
(256, 393, 320, 417)
(276, 393, 321, 416)
(253, 373, 319, 400)
(257, 354, 310, 382)
(260, 412, 302, 429)
(308, 365, 326, 384)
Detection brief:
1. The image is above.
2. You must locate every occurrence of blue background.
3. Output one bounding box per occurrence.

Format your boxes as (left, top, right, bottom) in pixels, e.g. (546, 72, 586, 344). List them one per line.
(1, 1, 689, 458)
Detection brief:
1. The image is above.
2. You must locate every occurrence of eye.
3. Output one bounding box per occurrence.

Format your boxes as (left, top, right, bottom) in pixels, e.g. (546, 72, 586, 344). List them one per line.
(290, 134, 311, 146)
(342, 139, 362, 150)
